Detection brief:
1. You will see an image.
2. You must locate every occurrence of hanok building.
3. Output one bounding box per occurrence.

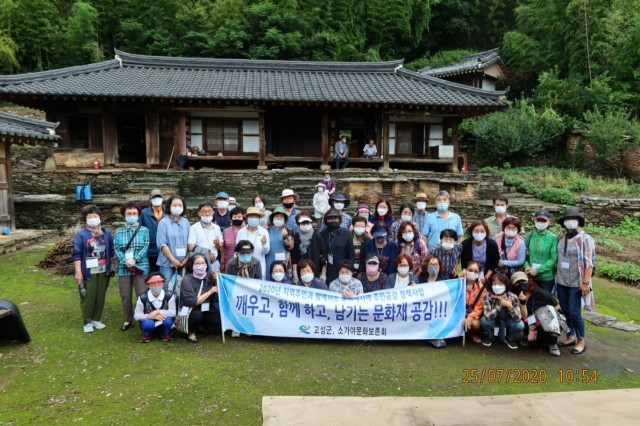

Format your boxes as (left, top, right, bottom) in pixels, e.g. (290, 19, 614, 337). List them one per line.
(0, 51, 507, 171)
(0, 112, 60, 229)
(419, 48, 507, 92)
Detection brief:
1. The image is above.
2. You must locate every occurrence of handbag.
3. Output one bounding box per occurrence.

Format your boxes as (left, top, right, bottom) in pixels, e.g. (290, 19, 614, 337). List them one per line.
(124, 226, 142, 275)
(534, 305, 562, 336)
(175, 279, 204, 334)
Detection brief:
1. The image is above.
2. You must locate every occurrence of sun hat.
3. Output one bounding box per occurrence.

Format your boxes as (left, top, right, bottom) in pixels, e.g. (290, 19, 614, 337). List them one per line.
(269, 206, 289, 225)
(329, 193, 350, 209)
(559, 207, 585, 227)
(279, 189, 299, 202)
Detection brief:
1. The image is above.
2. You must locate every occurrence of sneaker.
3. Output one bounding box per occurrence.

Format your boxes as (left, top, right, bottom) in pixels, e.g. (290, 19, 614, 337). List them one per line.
(231, 331, 240, 338)
(481, 337, 493, 347)
(430, 339, 446, 348)
(162, 334, 172, 342)
(549, 344, 561, 356)
(140, 335, 151, 343)
(505, 339, 518, 350)
(91, 321, 106, 330)
(83, 323, 94, 333)
(519, 339, 530, 347)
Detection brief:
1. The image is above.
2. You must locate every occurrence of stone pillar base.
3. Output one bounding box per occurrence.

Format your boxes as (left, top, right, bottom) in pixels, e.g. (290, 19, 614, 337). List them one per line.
(257, 165, 268, 170)
(44, 157, 57, 171)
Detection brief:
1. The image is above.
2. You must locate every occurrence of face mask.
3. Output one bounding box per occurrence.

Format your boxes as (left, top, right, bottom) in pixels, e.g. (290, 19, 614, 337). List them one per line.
(441, 242, 454, 251)
(504, 229, 518, 238)
(375, 236, 386, 245)
(495, 206, 507, 215)
(323, 177, 330, 182)
(492, 284, 506, 295)
(300, 223, 313, 233)
(535, 221, 549, 231)
(272, 272, 285, 282)
(339, 274, 352, 284)
(272, 218, 285, 228)
(437, 202, 449, 212)
(151, 197, 163, 207)
(473, 232, 486, 241)
(401, 214, 413, 223)
(333, 203, 344, 211)
(359, 213, 369, 220)
(217, 201, 229, 210)
(86, 217, 101, 228)
(150, 286, 162, 297)
(232, 219, 244, 227)
(467, 271, 479, 281)
(301, 273, 314, 283)
(397, 266, 410, 276)
(327, 222, 339, 231)
(125, 215, 138, 225)
(192, 264, 207, 279)
(317, 187, 324, 192)
(427, 265, 439, 276)
(170, 206, 183, 216)
(247, 217, 260, 227)
(416, 202, 427, 211)
(238, 253, 252, 264)
(200, 215, 213, 224)
(366, 264, 379, 275)
(377, 208, 388, 216)
(402, 232, 414, 242)
(353, 227, 365, 236)
(564, 220, 579, 230)
(282, 202, 295, 209)
(254, 202, 264, 209)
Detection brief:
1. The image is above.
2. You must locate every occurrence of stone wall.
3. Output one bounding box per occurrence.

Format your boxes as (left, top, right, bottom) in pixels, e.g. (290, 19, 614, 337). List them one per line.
(567, 132, 640, 179)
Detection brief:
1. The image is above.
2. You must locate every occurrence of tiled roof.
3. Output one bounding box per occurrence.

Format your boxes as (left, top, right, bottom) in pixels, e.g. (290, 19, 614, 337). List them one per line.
(0, 112, 60, 142)
(0, 51, 507, 109)
(420, 48, 505, 78)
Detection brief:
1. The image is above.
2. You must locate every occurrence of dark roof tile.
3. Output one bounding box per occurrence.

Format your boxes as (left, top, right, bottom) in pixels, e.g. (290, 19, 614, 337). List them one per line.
(0, 112, 60, 141)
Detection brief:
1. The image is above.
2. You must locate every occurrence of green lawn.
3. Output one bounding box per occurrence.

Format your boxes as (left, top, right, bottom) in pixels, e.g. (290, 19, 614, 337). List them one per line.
(1, 245, 640, 425)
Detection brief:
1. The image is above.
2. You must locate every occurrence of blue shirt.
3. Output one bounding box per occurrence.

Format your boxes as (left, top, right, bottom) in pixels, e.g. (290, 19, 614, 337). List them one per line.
(139, 206, 167, 257)
(156, 216, 191, 268)
(285, 208, 300, 234)
(266, 226, 287, 274)
(422, 210, 464, 250)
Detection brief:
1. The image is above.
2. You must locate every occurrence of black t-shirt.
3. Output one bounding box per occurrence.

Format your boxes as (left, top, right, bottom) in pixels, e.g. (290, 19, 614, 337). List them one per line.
(526, 287, 558, 313)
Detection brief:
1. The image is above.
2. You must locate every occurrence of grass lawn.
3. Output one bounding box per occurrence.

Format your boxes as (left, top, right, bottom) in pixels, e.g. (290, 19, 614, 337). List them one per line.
(1, 244, 640, 425)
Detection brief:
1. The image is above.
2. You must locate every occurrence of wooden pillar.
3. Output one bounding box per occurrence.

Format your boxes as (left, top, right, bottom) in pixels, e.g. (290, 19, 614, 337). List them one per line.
(0, 140, 14, 229)
(173, 112, 186, 168)
(382, 113, 391, 171)
(102, 113, 118, 165)
(321, 111, 329, 170)
(145, 112, 160, 165)
(258, 111, 267, 169)
(452, 117, 460, 173)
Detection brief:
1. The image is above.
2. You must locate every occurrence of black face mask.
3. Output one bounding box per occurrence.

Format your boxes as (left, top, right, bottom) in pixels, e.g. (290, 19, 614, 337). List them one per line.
(282, 202, 295, 209)
(232, 219, 244, 226)
(327, 221, 340, 231)
(375, 237, 387, 245)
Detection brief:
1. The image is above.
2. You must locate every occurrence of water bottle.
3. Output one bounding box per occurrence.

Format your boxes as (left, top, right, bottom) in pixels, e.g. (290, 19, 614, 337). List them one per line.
(78, 281, 87, 298)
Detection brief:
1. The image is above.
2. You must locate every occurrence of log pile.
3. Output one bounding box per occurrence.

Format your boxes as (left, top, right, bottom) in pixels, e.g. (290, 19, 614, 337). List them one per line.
(37, 226, 81, 275)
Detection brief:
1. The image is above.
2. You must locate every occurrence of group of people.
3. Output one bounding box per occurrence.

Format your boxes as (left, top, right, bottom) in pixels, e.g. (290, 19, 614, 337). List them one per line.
(72, 180, 595, 356)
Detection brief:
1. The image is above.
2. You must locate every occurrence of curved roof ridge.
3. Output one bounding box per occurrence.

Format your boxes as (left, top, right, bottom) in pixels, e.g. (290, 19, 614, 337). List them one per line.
(0, 111, 60, 140)
(115, 50, 404, 73)
(397, 68, 507, 100)
(0, 60, 119, 85)
(0, 111, 58, 130)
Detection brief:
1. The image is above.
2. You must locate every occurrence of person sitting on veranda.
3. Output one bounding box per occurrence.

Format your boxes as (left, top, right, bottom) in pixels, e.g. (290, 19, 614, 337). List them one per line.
(363, 139, 378, 158)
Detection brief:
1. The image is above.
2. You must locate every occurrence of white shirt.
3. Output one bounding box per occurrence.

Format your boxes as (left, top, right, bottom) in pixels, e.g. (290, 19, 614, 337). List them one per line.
(395, 275, 410, 289)
(188, 221, 223, 258)
(133, 289, 177, 321)
(237, 226, 270, 278)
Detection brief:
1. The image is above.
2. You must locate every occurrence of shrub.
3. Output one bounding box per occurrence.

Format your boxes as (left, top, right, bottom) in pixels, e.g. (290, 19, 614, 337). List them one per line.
(477, 166, 500, 174)
(518, 181, 540, 196)
(536, 188, 578, 205)
(609, 217, 640, 236)
(568, 180, 590, 193)
(598, 261, 640, 286)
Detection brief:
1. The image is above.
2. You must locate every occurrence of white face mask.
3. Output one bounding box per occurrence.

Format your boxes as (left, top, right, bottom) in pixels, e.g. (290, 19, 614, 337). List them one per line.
(333, 203, 344, 211)
(495, 206, 507, 215)
(301, 273, 314, 283)
(441, 242, 455, 251)
(299, 223, 313, 233)
(353, 227, 365, 236)
(377, 208, 388, 216)
(416, 202, 427, 211)
(401, 214, 413, 222)
(273, 219, 285, 228)
(200, 216, 213, 224)
(564, 219, 579, 230)
(535, 221, 549, 231)
(473, 232, 486, 241)
(492, 284, 506, 295)
(86, 217, 101, 228)
(151, 197, 163, 207)
(272, 272, 285, 282)
(466, 271, 479, 281)
(339, 274, 352, 284)
(254, 202, 264, 209)
(170, 206, 183, 216)
(402, 232, 414, 242)
(504, 229, 518, 238)
(317, 187, 324, 192)
(217, 201, 229, 210)
(397, 266, 410, 276)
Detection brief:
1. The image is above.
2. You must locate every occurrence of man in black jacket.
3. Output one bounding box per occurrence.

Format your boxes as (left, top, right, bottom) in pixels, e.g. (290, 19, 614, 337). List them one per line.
(320, 210, 355, 283)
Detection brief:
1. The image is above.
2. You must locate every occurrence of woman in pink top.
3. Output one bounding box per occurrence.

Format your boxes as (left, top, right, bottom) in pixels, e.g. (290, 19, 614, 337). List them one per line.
(222, 207, 245, 271)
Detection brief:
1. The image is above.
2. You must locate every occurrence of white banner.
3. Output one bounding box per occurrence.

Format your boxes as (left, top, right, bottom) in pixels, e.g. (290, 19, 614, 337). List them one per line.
(218, 274, 466, 340)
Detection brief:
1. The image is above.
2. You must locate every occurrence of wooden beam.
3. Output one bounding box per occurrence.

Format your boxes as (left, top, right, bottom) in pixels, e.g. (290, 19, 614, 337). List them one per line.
(321, 111, 329, 168)
(145, 112, 160, 165)
(174, 111, 187, 167)
(258, 111, 266, 168)
(451, 117, 460, 173)
(102, 112, 118, 165)
(383, 113, 390, 170)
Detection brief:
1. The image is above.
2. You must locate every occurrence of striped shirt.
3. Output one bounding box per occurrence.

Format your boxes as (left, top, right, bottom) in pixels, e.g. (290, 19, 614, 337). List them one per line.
(429, 243, 463, 278)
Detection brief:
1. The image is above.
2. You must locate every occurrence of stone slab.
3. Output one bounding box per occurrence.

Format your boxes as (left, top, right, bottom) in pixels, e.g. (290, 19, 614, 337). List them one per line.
(583, 310, 618, 326)
(263, 389, 640, 425)
(609, 321, 640, 332)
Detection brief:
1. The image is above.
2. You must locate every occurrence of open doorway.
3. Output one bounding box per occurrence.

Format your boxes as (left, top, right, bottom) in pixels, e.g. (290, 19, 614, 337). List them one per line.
(117, 115, 146, 163)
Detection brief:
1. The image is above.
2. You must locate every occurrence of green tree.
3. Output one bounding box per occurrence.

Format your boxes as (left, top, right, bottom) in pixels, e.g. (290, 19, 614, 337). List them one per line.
(65, 1, 102, 66)
(0, 31, 19, 73)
